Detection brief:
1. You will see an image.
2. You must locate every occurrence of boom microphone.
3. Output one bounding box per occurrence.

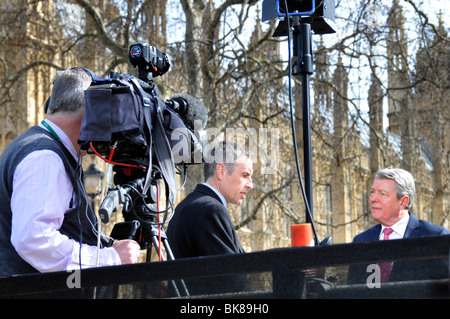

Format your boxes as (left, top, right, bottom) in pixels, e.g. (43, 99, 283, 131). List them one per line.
(165, 93, 208, 130)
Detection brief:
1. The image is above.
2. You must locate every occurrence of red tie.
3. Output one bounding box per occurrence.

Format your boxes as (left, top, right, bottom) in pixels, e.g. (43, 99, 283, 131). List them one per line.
(379, 228, 393, 282)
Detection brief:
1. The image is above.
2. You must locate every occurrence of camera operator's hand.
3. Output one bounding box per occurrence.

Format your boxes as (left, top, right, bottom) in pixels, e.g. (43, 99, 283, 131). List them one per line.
(112, 239, 141, 264)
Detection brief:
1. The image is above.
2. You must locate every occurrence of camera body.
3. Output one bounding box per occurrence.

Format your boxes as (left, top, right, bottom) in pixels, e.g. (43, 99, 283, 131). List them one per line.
(80, 43, 206, 248)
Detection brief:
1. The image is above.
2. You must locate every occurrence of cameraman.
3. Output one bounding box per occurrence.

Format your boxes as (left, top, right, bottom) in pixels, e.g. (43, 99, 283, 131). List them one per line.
(0, 68, 141, 277)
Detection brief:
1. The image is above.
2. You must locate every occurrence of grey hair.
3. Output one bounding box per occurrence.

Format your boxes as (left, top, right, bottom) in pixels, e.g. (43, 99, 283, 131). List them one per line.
(203, 141, 253, 181)
(47, 67, 92, 114)
(375, 168, 416, 209)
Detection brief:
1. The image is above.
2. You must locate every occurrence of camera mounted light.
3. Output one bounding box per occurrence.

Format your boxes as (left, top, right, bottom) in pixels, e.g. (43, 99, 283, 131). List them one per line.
(279, 0, 316, 17)
(129, 43, 171, 83)
(262, 0, 336, 35)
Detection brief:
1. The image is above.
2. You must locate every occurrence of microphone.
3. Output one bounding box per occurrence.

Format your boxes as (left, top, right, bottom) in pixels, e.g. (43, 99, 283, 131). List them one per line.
(165, 93, 208, 130)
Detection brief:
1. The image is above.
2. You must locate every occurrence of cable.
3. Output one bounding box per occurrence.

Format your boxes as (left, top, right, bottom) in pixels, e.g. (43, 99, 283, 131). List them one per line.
(89, 142, 146, 170)
(96, 162, 111, 266)
(75, 148, 85, 272)
(156, 182, 162, 261)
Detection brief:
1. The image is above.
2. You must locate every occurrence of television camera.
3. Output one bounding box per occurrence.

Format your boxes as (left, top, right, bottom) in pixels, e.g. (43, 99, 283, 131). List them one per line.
(78, 43, 207, 262)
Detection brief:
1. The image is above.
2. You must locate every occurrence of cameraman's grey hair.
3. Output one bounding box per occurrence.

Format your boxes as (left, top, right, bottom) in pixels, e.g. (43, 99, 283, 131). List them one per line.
(203, 141, 254, 181)
(375, 168, 416, 209)
(47, 67, 92, 114)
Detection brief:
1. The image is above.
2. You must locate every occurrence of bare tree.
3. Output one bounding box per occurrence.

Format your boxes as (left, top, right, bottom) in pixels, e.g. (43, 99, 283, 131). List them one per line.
(1, 0, 448, 244)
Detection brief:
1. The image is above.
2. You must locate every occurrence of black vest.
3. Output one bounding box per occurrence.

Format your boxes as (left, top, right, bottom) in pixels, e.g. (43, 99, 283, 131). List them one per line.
(0, 126, 107, 277)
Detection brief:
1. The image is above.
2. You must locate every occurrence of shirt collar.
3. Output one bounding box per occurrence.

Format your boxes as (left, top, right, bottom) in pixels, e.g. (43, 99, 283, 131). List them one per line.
(202, 182, 227, 207)
(40, 118, 78, 160)
(381, 212, 410, 239)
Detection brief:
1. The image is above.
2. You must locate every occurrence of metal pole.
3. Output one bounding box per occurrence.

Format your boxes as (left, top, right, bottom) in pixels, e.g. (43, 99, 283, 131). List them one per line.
(293, 22, 314, 223)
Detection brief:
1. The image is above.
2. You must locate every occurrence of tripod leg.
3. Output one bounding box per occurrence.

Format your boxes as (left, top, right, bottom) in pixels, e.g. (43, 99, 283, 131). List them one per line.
(149, 232, 190, 297)
(148, 235, 184, 297)
(151, 235, 166, 261)
(162, 237, 175, 261)
(161, 237, 190, 297)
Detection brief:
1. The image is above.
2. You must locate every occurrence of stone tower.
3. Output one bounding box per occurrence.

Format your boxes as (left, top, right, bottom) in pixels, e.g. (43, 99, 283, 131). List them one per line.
(386, 0, 416, 171)
(413, 18, 450, 225)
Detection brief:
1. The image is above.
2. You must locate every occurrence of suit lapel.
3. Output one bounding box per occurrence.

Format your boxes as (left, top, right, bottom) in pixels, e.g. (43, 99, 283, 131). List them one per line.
(390, 213, 419, 281)
(403, 212, 420, 239)
(370, 224, 382, 241)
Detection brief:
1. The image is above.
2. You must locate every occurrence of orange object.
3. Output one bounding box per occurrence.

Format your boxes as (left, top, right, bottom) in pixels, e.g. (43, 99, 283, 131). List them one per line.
(291, 223, 315, 246)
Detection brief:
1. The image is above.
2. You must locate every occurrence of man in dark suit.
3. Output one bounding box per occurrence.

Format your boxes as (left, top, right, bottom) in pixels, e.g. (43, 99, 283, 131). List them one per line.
(347, 168, 450, 285)
(166, 141, 253, 294)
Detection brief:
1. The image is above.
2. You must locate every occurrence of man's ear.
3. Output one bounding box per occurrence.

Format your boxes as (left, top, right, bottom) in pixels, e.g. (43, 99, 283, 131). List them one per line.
(216, 163, 226, 180)
(400, 195, 410, 209)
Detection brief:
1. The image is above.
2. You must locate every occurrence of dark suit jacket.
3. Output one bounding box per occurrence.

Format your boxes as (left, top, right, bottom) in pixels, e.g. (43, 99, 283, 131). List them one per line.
(347, 212, 450, 284)
(166, 184, 246, 295)
(167, 184, 244, 258)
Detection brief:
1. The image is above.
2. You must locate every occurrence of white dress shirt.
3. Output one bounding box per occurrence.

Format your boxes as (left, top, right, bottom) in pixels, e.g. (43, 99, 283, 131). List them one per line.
(379, 212, 410, 240)
(10, 119, 121, 272)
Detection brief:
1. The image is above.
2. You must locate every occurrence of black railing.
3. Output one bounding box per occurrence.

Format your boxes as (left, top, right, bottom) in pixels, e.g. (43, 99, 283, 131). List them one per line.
(1, 235, 449, 299)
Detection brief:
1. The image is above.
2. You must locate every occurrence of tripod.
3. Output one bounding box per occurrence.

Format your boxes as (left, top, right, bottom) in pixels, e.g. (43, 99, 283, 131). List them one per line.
(128, 218, 190, 297)
(101, 175, 190, 297)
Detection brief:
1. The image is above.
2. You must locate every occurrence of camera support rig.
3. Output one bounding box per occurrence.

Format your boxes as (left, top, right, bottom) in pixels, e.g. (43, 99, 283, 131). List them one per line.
(99, 177, 174, 257)
(99, 171, 189, 297)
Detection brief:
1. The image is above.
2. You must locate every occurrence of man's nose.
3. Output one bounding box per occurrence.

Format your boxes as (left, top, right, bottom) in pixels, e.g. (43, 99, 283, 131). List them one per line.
(247, 178, 253, 190)
(370, 193, 378, 202)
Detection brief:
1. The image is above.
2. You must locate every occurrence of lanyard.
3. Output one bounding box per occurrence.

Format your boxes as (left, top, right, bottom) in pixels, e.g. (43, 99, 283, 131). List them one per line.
(41, 120, 63, 144)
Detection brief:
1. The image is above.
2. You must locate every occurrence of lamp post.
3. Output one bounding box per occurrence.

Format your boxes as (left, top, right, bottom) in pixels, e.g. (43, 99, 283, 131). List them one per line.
(84, 162, 104, 212)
